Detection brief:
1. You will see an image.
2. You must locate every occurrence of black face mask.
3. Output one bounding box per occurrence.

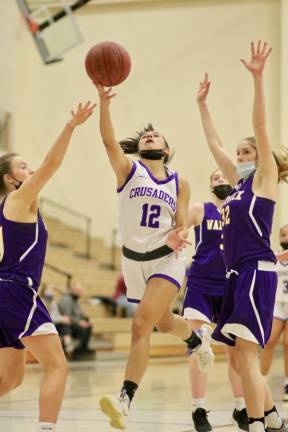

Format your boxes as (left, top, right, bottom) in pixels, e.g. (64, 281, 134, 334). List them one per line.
(71, 294, 79, 301)
(212, 184, 233, 200)
(281, 242, 288, 250)
(139, 149, 165, 160)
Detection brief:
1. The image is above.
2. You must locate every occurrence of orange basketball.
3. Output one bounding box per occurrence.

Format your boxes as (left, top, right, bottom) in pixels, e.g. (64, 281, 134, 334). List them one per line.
(85, 41, 131, 86)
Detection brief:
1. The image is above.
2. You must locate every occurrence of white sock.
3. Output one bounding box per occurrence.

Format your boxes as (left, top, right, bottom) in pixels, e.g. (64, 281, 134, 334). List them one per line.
(193, 398, 205, 411)
(234, 397, 245, 411)
(265, 411, 283, 429)
(249, 420, 265, 432)
(38, 423, 56, 431)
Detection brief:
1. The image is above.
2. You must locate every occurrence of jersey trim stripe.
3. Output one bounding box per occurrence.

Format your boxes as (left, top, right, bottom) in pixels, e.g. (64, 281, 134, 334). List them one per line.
(138, 160, 175, 185)
(249, 269, 265, 345)
(195, 222, 203, 253)
(117, 162, 137, 193)
(18, 288, 38, 339)
(147, 273, 181, 289)
(175, 172, 179, 195)
(19, 220, 39, 262)
(249, 195, 263, 237)
(127, 297, 140, 304)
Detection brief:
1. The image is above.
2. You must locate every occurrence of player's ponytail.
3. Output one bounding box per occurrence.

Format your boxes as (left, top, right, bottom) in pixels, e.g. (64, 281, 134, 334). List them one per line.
(0, 153, 18, 195)
(119, 123, 171, 164)
(244, 137, 288, 184)
(273, 147, 288, 184)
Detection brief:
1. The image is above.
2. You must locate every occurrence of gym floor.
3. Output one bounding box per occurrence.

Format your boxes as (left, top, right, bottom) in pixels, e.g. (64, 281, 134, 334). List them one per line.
(0, 353, 287, 431)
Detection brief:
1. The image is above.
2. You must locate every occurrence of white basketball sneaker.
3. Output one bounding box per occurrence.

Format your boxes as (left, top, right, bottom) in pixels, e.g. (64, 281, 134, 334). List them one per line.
(194, 324, 214, 372)
(99, 392, 130, 430)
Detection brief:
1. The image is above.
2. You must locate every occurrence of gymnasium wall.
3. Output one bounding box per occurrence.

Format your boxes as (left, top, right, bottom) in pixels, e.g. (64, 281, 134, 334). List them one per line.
(0, 0, 283, 248)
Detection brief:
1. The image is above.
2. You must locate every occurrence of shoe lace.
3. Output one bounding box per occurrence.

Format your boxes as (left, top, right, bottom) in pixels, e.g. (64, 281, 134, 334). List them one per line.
(119, 393, 130, 416)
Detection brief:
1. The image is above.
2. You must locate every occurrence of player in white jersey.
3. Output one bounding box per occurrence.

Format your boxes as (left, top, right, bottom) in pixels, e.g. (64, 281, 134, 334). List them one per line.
(95, 83, 214, 430)
(261, 225, 288, 401)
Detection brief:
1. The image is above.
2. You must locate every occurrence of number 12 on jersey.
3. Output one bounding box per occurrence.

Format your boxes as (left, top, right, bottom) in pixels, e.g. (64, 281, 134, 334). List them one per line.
(140, 204, 161, 228)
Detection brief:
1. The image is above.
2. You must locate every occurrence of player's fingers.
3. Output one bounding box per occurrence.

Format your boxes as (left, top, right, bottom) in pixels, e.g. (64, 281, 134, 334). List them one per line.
(105, 87, 113, 95)
(261, 41, 267, 55)
(251, 41, 255, 56)
(174, 226, 184, 233)
(83, 101, 91, 110)
(264, 47, 272, 60)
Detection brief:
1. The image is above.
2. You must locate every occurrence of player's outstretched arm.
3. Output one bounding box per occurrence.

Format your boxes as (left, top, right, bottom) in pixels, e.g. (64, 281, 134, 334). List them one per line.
(15, 102, 96, 203)
(197, 73, 238, 186)
(95, 83, 133, 187)
(240, 41, 278, 185)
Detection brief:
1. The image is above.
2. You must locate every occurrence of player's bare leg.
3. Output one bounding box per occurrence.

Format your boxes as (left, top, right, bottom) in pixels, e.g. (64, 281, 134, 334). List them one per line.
(22, 334, 68, 430)
(100, 278, 213, 429)
(227, 347, 248, 431)
(0, 348, 26, 396)
(260, 319, 284, 377)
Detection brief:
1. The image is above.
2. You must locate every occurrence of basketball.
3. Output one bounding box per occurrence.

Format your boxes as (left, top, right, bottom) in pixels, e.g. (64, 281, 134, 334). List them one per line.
(85, 41, 131, 86)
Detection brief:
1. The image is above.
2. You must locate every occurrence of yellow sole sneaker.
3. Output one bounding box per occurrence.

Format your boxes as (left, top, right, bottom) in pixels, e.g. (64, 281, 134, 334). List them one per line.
(99, 394, 126, 430)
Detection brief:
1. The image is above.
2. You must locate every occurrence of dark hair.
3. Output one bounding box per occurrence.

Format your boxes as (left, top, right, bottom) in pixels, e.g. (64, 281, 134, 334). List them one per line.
(243, 137, 288, 184)
(0, 153, 18, 195)
(119, 123, 170, 164)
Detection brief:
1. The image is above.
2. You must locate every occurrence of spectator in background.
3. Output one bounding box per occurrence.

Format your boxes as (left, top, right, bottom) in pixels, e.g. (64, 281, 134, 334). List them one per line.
(57, 283, 94, 360)
(113, 273, 137, 318)
(42, 284, 75, 358)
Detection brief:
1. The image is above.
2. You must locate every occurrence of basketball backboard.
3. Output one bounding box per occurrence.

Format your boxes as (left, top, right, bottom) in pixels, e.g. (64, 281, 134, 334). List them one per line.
(16, 0, 91, 64)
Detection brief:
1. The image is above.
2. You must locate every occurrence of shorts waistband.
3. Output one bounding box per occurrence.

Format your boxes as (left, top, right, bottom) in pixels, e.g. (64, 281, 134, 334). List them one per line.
(122, 245, 173, 261)
(226, 260, 276, 278)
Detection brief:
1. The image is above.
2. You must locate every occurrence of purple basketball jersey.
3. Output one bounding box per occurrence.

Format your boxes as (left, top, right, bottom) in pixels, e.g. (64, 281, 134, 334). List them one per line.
(187, 202, 226, 289)
(222, 173, 276, 270)
(0, 198, 48, 290)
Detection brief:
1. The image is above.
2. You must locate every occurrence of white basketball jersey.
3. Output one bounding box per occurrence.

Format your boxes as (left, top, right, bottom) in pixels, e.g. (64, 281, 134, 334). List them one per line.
(117, 160, 179, 253)
(276, 261, 288, 302)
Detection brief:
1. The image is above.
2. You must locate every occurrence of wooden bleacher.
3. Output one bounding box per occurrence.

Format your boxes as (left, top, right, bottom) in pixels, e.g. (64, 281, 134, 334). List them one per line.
(38, 215, 190, 358)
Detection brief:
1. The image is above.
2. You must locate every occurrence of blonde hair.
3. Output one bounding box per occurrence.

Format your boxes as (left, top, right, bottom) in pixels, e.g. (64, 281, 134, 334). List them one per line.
(243, 137, 288, 184)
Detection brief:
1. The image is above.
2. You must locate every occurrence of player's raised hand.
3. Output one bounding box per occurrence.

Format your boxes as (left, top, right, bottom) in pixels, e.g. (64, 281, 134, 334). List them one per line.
(94, 82, 116, 107)
(166, 226, 191, 257)
(196, 73, 211, 104)
(68, 101, 96, 127)
(240, 40, 272, 77)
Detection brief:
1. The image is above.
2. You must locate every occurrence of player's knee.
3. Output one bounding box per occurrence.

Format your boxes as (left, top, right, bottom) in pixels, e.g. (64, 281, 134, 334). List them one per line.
(266, 337, 278, 350)
(228, 354, 238, 373)
(234, 343, 258, 364)
(131, 316, 153, 341)
(42, 352, 69, 376)
(0, 373, 24, 393)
